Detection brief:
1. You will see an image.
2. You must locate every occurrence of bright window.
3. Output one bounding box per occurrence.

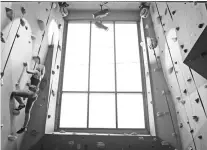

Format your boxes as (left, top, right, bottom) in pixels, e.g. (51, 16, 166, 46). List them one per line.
(59, 21, 145, 129)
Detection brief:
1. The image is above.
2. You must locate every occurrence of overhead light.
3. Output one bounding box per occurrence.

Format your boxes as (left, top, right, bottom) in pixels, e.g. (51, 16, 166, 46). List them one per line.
(92, 2, 109, 19)
(94, 21, 109, 31)
(93, 9, 109, 19)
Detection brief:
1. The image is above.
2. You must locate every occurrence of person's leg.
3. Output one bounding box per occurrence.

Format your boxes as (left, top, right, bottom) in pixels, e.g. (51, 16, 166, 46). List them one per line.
(16, 94, 37, 134)
(11, 90, 34, 111)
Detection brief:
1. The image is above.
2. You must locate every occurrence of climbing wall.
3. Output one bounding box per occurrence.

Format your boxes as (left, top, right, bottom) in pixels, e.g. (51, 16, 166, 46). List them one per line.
(148, 2, 207, 150)
(1, 2, 64, 150)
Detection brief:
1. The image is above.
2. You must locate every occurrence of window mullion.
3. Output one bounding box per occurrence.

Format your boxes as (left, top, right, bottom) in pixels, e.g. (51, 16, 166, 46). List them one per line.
(87, 21, 92, 128)
(113, 22, 118, 129)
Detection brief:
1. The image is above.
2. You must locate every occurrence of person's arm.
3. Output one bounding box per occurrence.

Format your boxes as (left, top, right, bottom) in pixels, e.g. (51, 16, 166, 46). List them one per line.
(23, 62, 36, 74)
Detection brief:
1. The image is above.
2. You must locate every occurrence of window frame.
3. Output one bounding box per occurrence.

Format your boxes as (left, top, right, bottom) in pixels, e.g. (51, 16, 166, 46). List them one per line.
(54, 20, 150, 135)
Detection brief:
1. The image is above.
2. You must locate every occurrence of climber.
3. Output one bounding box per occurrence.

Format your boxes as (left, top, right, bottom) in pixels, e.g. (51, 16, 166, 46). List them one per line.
(10, 56, 45, 134)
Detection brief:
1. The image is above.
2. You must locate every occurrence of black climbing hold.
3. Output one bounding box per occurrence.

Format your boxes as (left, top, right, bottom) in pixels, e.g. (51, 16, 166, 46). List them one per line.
(16, 34, 20, 38)
(176, 27, 180, 31)
(193, 116, 199, 122)
(46, 8, 48, 11)
(162, 23, 165, 26)
(201, 52, 207, 57)
(172, 10, 176, 15)
(48, 115, 51, 118)
(187, 121, 189, 124)
(5, 7, 14, 21)
(184, 49, 188, 53)
(58, 24, 62, 29)
(175, 61, 178, 64)
(52, 70, 55, 75)
(1, 38, 5, 43)
(57, 65, 59, 69)
(190, 129, 194, 133)
(29, 41, 31, 43)
(20, 18, 25, 26)
(21, 7, 26, 15)
(1, 72, 4, 78)
(179, 123, 183, 128)
(163, 30, 166, 33)
(198, 135, 202, 139)
(195, 98, 199, 103)
(180, 44, 184, 49)
(198, 23, 204, 28)
(25, 26, 28, 30)
(183, 89, 187, 94)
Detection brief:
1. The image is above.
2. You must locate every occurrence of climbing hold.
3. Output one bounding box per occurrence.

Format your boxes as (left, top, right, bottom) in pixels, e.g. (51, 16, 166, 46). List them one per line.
(172, 37, 177, 42)
(188, 146, 193, 150)
(172, 133, 176, 137)
(164, 8, 167, 15)
(198, 135, 202, 139)
(51, 90, 55, 96)
(16, 33, 20, 38)
(195, 98, 199, 103)
(37, 19, 45, 31)
(187, 77, 192, 82)
(192, 116, 199, 122)
(176, 27, 180, 31)
(31, 129, 38, 136)
(161, 141, 169, 146)
(13, 109, 20, 116)
(60, 130, 66, 133)
(1, 32, 5, 43)
(180, 100, 186, 105)
(183, 89, 187, 94)
(172, 10, 176, 15)
(157, 112, 169, 117)
(96, 142, 105, 148)
(180, 44, 184, 49)
(25, 26, 28, 30)
(205, 84, 207, 88)
(193, 1, 197, 5)
(58, 44, 62, 50)
(149, 38, 158, 49)
(156, 56, 160, 59)
(46, 8, 48, 11)
(168, 66, 174, 74)
(21, 7, 26, 15)
(68, 140, 75, 146)
(138, 137, 144, 140)
(20, 18, 25, 26)
(176, 96, 181, 101)
(184, 49, 188, 53)
(52, 70, 55, 75)
(140, 5, 149, 18)
(48, 115, 51, 118)
(31, 34, 36, 40)
(5, 7, 14, 21)
(179, 123, 183, 128)
(1, 124, 3, 128)
(58, 24, 62, 29)
(8, 135, 17, 141)
(162, 23, 165, 26)
(198, 23, 204, 28)
(190, 129, 194, 133)
(57, 65, 59, 69)
(156, 16, 162, 24)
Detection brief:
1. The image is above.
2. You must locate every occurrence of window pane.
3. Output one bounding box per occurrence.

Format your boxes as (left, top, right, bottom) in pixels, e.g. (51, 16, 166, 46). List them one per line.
(117, 94, 145, 128)
(115, 23, 142, 91)
(89, 93, 116, 128)
(63, 23, 90, 91)
(90, 22, 115, 91)
(59, 93, 88, 128)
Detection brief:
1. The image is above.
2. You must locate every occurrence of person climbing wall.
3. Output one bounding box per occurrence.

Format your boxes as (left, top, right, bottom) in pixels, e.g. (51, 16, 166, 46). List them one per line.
(10, 56, 45, 134)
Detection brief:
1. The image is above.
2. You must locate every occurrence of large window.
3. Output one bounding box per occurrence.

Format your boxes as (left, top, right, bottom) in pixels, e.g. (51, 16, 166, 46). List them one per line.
(58, 21, 146, 132)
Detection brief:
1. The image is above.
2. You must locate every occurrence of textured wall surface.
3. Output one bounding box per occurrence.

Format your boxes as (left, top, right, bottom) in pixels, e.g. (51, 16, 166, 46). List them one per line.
(148, 2, 207, 150)
(1, 2, 64, 150)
